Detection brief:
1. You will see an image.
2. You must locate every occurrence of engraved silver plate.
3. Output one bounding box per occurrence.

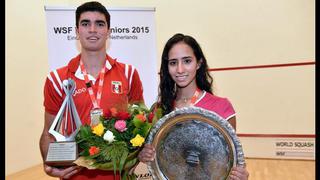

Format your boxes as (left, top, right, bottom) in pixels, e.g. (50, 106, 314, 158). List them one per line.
(146, 107, 245, 180)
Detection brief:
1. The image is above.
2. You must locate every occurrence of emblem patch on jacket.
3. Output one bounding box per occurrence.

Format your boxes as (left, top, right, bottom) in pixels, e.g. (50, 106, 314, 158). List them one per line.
(111, 81, 122, 94)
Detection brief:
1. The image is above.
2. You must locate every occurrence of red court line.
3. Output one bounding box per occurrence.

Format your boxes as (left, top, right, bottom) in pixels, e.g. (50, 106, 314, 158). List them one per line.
(237, 134, 315, 138)
(209, 61, 315, 71)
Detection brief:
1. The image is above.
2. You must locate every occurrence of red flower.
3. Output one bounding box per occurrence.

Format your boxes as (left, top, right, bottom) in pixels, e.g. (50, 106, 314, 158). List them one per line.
(148, 112, 154, 122)
(135, 114, 146, 122)
(103, 109, 112, 119)
(117, 111, 130, 120)
(89, 146, 100, 156)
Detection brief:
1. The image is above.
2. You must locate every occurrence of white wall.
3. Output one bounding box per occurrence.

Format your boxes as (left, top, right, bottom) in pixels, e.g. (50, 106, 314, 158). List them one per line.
(6, 0, 315, 175)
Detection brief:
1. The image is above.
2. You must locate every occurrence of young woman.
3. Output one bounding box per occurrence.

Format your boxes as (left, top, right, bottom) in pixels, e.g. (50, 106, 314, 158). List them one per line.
(139, 33, 249, 179)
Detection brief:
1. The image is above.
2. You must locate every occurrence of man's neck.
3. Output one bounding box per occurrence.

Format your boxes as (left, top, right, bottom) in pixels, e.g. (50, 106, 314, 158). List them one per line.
(80, 51, 106, 78)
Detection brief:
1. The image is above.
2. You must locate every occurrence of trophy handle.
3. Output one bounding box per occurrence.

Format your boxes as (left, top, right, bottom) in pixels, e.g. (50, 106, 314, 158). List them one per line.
(48, 99, 68, 142)
(48, 79, 82, 142)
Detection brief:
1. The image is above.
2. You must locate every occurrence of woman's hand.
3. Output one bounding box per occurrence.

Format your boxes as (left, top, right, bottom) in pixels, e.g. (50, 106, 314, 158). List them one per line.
(138, 144, 156, 163)
(229, 166, 249, 180)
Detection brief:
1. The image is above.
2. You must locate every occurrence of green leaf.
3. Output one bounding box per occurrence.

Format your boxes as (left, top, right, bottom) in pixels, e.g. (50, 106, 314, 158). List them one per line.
(119, 150, 129, 178)
(112, 156, 117, 177)
(133, 123, 150, 137)
(132, 116, 143, 128)
(79, 149, 89, 156)
(80, 125, 92, 138)
(155, 107, 163, 119)
(141, 123, 151, 137)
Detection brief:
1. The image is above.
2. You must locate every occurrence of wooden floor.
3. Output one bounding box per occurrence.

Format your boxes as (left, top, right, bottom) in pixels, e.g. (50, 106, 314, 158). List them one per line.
(6, 158, 315, 180)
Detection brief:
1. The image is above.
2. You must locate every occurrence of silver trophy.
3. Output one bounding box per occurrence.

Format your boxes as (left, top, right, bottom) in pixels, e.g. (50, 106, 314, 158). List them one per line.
(146, 107, 245, 180)
(45, 78, 82, 166)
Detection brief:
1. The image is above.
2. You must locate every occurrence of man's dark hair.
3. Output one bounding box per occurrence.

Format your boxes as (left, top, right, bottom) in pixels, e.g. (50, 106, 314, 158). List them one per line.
(75, 1, 110, 29)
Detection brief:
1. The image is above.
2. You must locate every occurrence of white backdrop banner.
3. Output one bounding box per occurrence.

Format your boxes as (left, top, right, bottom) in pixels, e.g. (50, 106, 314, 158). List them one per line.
(44, 6, 158, 108)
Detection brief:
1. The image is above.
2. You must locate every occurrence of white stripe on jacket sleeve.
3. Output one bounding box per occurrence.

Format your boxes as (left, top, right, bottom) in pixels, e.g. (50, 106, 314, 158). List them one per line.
(53, 70, 63, 89)
(129, 66, 135, 91)
(47, 73, 62, 97)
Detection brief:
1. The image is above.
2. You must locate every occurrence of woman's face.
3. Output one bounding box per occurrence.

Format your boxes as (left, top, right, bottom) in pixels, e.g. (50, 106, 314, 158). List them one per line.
(167, 42, 200, 88)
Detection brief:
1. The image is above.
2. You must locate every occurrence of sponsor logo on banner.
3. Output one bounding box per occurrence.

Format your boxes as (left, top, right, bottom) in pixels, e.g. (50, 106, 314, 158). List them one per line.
(274, 138, 315, 158)
(111, 81, 123, 94)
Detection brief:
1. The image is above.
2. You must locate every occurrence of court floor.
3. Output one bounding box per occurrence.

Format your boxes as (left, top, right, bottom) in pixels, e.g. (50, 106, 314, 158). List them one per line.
(6, 158, 315, 180)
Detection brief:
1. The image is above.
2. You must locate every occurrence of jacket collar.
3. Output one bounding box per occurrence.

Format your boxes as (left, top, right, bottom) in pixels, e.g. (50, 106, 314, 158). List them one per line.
(68, 54, 115, 81)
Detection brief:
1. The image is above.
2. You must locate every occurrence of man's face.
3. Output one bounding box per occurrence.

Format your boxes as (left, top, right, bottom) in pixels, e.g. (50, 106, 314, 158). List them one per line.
(76, 11, 110, 52)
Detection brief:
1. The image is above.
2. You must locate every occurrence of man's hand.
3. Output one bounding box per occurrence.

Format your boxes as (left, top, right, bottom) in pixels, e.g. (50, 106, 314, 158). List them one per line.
(44, 164, 83, 179)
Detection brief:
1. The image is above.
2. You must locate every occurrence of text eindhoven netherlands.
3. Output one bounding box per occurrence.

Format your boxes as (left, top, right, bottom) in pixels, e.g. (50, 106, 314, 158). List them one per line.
(53, 26, 150, 40)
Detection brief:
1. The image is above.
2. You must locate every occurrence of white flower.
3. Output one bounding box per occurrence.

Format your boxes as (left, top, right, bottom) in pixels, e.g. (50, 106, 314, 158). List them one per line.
(131, 104, 139, 108)
(103, 130, 115, 143)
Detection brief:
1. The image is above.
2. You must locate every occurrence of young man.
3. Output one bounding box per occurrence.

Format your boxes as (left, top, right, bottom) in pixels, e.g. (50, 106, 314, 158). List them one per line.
(39, 1, 144, 179)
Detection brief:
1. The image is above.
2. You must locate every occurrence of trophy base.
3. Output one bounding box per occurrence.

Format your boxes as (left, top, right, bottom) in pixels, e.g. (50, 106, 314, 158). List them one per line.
(45, 141, 78, 167)
(45, 160, 76, 167)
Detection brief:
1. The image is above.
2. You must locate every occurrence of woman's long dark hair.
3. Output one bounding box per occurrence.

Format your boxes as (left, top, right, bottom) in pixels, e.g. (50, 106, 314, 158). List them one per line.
(159, 33, 213, 115)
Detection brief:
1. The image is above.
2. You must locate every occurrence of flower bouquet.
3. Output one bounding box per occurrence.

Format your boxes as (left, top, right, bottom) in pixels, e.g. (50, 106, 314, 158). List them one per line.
(74, 104, 154, 179)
